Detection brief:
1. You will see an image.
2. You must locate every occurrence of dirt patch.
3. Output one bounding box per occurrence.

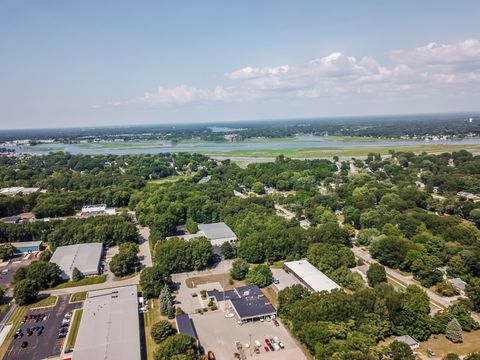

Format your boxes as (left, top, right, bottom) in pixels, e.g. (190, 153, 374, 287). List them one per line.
(418, 331, 480, 357)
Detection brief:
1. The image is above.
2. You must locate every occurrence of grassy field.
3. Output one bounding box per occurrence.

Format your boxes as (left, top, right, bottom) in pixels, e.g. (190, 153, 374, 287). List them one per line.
(263, 285, 279, 308)
(418, 331, 480, 357)
(52, 275, 107, 289)
(70, 291, 87, 303)
(143, 299, 162, 360)
(114, 272, 139, 281)
(65, 309, 83, 350)
(0, 296, 57, 358)
(185, 274, 246, 291)
(147, 175, 192, 185)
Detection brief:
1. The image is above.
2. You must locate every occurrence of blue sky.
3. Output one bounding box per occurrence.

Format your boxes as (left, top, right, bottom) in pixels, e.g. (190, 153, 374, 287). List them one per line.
(1, 1, 480, 129)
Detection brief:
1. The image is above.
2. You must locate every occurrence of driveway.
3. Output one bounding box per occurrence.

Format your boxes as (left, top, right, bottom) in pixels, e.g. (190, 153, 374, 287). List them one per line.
(271, 269, 302, 291)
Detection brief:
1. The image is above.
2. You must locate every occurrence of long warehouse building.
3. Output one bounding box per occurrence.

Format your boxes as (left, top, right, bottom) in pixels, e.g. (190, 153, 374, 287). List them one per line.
(73, 285, 141, 360)
(284, 259, 340, 293)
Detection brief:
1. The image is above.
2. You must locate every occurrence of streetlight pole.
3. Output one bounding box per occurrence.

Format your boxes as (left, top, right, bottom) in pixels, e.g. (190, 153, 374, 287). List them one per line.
(249, 333, 252, 357)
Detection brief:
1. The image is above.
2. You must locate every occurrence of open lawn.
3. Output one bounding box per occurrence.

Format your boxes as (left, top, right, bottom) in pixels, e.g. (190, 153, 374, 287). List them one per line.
(70, 291, 87, 303)
(114, 272, 139, 281)
(262, 284, 279, 308)
(65, 309, 83, 350)
(143, 299, 171, 360)
(185, 273, 245, 291)
(418, 331, 480, 357)
(52, 275, 107, 289)
(147, 175, 192, 185)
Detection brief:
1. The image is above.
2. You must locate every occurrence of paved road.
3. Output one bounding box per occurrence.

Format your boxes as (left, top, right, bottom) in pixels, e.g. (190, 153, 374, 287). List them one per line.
(138, 225, 153, 268)
(352, 246, 454, 310)
(352, 246, 480, 323)
(274, 204, 311, 229)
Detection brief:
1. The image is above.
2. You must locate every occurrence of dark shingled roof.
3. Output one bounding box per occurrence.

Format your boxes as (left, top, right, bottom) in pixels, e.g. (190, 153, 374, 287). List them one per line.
(175, 314, 198, 340)
(231, 285, 277, 320)
(207, 289, 240, 302)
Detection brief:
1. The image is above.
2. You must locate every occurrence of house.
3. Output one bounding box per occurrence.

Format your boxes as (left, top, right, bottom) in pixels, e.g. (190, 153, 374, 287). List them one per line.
(394, 335, 420, 349)
(284, 259, 340, 293)
(448, 278, 467, 295)
(457, 191, 480, 203)
(1, 216, 21, 224)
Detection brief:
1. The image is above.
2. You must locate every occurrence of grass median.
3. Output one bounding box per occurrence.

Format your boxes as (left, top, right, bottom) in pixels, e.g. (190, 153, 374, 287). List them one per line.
(65, 309, 83, 350)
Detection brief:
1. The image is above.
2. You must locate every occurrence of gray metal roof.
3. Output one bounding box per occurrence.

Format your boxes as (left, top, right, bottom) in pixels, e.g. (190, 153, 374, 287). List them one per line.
(50, 243, 103, 279)
(284, 260, 340, 292)
(74, 286, 141, 360)
(197, 222, 237, 241)
(449, 277, 467, 292)
(395, 335, 419, 347)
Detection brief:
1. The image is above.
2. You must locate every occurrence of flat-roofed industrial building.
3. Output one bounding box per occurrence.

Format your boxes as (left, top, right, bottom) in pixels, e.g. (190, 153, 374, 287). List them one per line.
(73, 286, 141, 360)
(11, 241, 42, 254)
(284, 259, 340, 293)
(49, 243, 103, 280)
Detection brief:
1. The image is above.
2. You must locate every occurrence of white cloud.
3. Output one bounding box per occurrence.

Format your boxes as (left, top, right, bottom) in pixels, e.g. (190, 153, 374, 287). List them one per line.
(123, 39, 480, 107)
(140, 85, 231, 105)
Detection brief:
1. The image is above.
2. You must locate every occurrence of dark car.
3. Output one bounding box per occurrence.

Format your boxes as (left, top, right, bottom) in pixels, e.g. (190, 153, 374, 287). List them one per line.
(37, 330, 42, 336)
(58, 333, 66, 338)
(21, 341, 28, 348)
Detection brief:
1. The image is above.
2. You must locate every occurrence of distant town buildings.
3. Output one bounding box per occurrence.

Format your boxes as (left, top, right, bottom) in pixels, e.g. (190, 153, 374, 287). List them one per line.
(457, 191, 480, 202)
(81, 204, 117, 217)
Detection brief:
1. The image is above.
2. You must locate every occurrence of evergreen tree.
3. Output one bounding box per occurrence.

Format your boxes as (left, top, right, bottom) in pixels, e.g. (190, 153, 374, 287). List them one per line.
(446, 318, 463, 343)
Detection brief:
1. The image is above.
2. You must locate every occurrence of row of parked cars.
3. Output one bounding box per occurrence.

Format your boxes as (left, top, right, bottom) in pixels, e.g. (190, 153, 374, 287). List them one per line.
(262, 337, 285, 352)
(58, 311, 73, 338)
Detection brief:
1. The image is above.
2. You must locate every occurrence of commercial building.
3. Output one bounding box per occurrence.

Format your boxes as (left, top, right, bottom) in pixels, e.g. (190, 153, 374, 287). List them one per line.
(11, 241, 42, 254)
(81, 204, 116, 217)
(0, 187, 42, 196)
(208, 285, 277, 322)
(284, 259, 340, 293)
(73, 286, 141, 360)
(169, 222, 237, 246)
(50, 243, 103, 280)
(175, 314, 199, 345)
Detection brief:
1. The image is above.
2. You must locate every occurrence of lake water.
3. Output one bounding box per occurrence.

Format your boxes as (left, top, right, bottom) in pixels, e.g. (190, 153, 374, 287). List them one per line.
(16, 136, 480, 156)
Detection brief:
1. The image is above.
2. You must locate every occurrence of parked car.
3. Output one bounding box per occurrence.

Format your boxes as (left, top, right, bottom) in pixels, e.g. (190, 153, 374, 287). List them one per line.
(225, 313, 235, 318)
(21, 341, 28, 348)
(207, 351, 216, 360)
(264, 346, 269, 352)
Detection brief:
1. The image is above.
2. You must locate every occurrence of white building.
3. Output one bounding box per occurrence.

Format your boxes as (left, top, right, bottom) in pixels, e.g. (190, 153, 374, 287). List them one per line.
(284, 259, 340, 293)
(0, 187, 42, 196)
(81, 204, 116, 217)
(168, 222, 237, 246)
(74, 286, 141, 360)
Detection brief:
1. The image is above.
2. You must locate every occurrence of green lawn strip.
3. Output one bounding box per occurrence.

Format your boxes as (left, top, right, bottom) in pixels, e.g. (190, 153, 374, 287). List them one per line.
(114, 272, 138, 281)
(70, 291, 87, 303)
(0, 296, 58, 358)
(65, 309, 83, 350)
(147, 175, 192, 185)
(52, 275, 107, 290)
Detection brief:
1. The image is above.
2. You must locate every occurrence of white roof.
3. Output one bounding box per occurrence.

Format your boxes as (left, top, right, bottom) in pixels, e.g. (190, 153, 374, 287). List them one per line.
(50, 243, 103, 279)
(284, 259, 340, 292)
(198, 222, 237, 240)
(81, 204, 107, 212)
(11, 241, 42, 248)
(74, 286, 141, 360)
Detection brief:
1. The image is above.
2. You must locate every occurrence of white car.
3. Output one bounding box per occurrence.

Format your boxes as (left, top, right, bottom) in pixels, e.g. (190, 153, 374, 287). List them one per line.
(225, 313, 235, 318)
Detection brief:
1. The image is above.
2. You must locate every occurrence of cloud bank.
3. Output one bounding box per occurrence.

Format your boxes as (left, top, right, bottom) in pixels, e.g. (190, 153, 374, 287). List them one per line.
(127, 39, 480, 106)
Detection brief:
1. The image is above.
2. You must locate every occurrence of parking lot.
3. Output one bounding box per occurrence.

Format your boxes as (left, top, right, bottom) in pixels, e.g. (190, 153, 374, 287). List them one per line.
(0, 255, 36, 289)
(4, 295, 82, 360)
(191, 311, 307, 360)
(271, 268, 302, 291)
